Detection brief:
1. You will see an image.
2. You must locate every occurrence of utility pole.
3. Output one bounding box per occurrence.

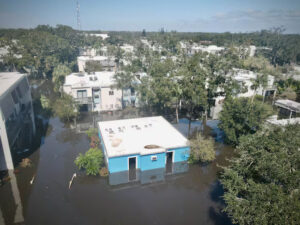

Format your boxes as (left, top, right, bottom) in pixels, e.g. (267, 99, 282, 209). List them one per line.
(76, 0, 81, 30)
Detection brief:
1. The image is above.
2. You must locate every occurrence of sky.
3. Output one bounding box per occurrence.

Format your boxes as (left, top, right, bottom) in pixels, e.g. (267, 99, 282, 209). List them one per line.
(0, 0, 300, 33)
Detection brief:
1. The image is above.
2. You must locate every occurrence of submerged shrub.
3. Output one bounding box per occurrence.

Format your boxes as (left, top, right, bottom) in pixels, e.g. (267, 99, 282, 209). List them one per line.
(74, 148, 103, 176)
(86, 128, 98, 139)
(99, 167, 108, 177)
(90, 136, 100, 148)
(189, 133, 216, 163)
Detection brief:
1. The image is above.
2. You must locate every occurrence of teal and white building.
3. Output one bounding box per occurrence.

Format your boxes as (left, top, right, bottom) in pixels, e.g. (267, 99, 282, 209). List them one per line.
(98, 116, 190, 174)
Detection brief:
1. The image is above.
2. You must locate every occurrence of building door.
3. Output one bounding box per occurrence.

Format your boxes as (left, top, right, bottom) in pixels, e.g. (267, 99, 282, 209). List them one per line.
(166, 152, 173, 174)
(128, 157, 137, 181)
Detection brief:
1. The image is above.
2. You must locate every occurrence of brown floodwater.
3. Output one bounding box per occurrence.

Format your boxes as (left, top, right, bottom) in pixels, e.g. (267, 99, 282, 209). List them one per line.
(0, 113, 234, 225)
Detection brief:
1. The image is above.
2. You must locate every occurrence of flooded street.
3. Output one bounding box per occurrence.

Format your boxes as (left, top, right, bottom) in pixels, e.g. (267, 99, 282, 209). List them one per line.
(0, 113, 234, 225)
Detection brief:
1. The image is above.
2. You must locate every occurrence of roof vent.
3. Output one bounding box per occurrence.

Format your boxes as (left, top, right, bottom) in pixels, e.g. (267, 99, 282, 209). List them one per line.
(144, 145, 160, 149)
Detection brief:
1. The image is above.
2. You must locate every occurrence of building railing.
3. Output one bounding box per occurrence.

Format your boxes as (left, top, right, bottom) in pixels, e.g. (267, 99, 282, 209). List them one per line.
(74, 97, 93, 104)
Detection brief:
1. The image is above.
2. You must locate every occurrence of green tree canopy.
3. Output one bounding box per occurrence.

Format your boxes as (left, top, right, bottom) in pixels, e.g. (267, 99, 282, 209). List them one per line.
(52, 64, 71, 91)
(219, 97, 273, 145)
(220, 124, 300, 225)
(189, 133, 216, 163)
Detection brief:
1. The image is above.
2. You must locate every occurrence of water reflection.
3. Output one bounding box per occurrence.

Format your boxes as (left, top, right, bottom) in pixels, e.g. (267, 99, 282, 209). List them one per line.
(109, 162, 189, 187)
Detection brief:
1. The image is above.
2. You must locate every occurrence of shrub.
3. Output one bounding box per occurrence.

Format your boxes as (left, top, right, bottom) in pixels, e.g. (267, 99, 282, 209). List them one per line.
(86, 128, 98, 139)
(90, 135, 100, 148)
(74, 148, 103, 176)
(99, 167, 109, 177)
(189, 133, 216, 163)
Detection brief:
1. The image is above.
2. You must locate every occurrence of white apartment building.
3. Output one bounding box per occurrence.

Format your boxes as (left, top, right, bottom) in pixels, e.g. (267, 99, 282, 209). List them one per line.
(63, 71, 122, 112)
(0, 72, 35, 170)
(77, 56, 116, 72)
(210, 69, 276, 119)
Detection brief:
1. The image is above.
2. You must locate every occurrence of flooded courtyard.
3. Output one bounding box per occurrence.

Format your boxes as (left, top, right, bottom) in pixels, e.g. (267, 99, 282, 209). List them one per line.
(0, 111, 234, 225)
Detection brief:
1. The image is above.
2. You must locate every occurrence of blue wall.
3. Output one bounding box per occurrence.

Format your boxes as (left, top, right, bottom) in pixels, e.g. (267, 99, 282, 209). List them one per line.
(169, 146, 190, 162)
(140, 153, 166, 171)
(99, 128, 190, 173)
(108, 154, 140, 173)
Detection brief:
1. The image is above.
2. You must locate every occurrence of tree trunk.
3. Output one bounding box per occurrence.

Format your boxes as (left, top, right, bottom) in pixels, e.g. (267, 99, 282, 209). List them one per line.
(188, 118, 191, 138)
(175, 106, 179, 124)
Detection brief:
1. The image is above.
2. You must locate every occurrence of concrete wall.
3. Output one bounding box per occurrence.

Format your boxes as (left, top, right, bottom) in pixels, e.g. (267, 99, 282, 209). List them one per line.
(140, 153, 166, 171)
(169, 147, 190, 162)
(108, 154, 140, 173)
(105, 146, 190, 173)
(100, 87, 122, 111)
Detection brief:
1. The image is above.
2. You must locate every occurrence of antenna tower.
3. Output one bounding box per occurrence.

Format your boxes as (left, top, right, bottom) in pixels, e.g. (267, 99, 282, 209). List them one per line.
(76, 1, 81, 30)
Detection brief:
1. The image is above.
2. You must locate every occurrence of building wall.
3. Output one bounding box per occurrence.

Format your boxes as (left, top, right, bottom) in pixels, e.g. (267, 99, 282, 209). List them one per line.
(169, 146, 190, 162)
(108, 155, 140, 173)
(100, 87, 122, 111)
(105, 146, 189, 173)
(0, 75, 35, 170)
(140, 153, 166, 171)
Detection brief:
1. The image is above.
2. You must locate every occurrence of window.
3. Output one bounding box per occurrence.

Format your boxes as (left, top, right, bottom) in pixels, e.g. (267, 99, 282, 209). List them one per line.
(109, 90, 114, 95)
(16, 86, 22, 98)
(130, 87, 135, 96)
(11, 90, 18, 104)
(151, 156, 157, 161)
(77, 90, 87, 98)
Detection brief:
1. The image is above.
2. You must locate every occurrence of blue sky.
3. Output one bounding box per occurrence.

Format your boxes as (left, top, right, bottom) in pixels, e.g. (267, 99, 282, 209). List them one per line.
(0, 0, 300, 33)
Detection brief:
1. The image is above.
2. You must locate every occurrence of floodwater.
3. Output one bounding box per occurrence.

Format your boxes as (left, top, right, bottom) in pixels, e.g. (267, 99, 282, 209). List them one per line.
(0, 111, 234, 225)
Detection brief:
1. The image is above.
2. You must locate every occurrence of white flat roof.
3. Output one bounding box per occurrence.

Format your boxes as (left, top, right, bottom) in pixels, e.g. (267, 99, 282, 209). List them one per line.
(0, 72, 25, 97)
(98, 116, 189, 158)
(77, 55, 114, 61)
(275, 99, 300, 113)
(64, 71, 116, 88)
(267, 117, 300, 126)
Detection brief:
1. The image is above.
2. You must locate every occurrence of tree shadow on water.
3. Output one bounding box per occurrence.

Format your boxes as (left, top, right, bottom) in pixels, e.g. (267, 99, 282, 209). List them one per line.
(209, 180, 233, 225)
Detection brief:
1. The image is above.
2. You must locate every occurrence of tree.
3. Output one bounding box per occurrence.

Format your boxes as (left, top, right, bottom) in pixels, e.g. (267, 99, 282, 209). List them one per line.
(53, 95, 78, 121)
(219, 97, 273, 145)
(85, 61, 103, 73)
(180, 54, 208, 136)
(189, 133, 215, 163)
(220, 124, 300, 225)
(52, 64, 71, 92)
(40, 94, 51, 109)
(142, 29, 146, 37)
(75, 147, 103, 176)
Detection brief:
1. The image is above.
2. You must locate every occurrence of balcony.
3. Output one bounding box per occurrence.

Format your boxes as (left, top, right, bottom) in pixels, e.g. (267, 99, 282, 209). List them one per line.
(74, 97, 93, 104)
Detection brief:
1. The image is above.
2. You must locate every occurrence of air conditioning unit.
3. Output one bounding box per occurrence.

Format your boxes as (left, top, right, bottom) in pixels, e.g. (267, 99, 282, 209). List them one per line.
(151, 156, 157, 161)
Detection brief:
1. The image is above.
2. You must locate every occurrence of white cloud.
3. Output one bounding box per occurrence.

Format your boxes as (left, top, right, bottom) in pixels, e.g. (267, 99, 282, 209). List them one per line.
(173, 9, 300, 33)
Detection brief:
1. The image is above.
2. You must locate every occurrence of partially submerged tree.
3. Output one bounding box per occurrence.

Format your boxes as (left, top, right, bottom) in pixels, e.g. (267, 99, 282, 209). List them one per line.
(52, 64, 71, 92)
(219, 97, 273, 145)
(53, 94, 78, 121)
(189, 133, 215, 163)
(75, 147, 103, 176)
(220, 124, 300, 225)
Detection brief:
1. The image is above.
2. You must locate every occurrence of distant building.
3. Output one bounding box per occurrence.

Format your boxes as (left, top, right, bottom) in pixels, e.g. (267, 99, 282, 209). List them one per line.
(79, 47, 97, 57)
(120, 44, 134, 54)
(85, 33, 109, 40)
(0, 72, 35, 170)
(274, 99, 300, 119)
(63, 71, 122, 112)
(210, 69, 276, 119)
(77, 56, 116, 72)
(98, 116, 190, 174)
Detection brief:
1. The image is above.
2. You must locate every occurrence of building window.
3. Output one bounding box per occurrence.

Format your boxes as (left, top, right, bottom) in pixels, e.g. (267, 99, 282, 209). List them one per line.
(109, 90, 114, 95)
(130, 87, 135, 96)
(16, 86, 22, 98)
(11, 90, 19, 104)
(77, 90, 87, 98)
